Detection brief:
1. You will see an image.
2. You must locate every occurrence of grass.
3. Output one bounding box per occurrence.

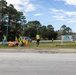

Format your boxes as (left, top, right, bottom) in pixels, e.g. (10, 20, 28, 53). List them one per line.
(0, 41, 76, 49)
(28, 42, 76, 49)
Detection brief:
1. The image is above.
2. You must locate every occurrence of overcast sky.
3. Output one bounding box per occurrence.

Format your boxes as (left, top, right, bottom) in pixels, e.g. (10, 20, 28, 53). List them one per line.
(6, 0, 76, 32)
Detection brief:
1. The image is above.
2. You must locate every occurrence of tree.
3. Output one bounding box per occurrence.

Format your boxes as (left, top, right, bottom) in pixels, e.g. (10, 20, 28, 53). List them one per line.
(26, 20, 41, 29)
(24, 20, 41, 38)
(39, 26, 47, 39)
(60, 25, 72, 35)
(0, 0, 7, 41)
(65, 27, 72, 34)
(46, 25, 54, 39)
(0, 0, 26, 41)
(47, 25, 54, 31)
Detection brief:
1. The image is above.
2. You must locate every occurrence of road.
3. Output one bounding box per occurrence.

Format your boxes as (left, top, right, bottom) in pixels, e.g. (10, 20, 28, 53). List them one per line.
(0, 53, 76, 75)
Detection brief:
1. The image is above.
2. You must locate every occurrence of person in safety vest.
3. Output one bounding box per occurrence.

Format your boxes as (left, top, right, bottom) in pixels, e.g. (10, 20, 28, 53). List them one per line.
(15, 36, 18, 46)
(18, 36, 24, 46)
(3, 35, 7, 44)
(36, 34, 40, 46)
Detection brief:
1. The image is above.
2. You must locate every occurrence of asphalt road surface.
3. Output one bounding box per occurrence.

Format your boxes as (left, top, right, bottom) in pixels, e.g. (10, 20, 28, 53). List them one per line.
(0, 53, 76, 75)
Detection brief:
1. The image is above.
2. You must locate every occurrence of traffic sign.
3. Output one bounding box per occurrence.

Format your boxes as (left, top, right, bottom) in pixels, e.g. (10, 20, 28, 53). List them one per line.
(4, 24, 11, 26)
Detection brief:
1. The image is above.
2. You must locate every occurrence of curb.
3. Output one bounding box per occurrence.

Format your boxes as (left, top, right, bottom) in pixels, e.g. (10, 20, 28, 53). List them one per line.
(0, 48, 76, 53)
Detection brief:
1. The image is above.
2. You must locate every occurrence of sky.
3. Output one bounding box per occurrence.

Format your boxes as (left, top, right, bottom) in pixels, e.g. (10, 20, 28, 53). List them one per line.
(6, 0, 76, 32)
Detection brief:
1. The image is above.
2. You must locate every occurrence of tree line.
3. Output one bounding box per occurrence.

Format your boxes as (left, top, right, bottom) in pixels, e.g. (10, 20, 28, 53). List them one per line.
(0, 0, 75, 41)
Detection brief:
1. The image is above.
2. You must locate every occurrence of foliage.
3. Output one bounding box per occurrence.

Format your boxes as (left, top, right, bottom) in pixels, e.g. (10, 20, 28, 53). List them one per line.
(24, 22, 58, 40)
(0, 0, 26, 41)
(0, 0, 74, 41)
(60, 25, 72, 35)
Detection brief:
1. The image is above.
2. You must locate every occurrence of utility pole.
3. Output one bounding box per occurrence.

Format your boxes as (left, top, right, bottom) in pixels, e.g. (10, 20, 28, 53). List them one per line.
(0, 2, 3, 41)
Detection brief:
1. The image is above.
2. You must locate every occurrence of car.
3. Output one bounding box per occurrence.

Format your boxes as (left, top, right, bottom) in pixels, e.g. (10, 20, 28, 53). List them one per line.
(21, 36, 32, 42)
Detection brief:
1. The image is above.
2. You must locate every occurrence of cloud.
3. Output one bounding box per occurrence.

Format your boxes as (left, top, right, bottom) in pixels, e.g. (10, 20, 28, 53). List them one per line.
(53, 15, 65, 21)
(65, 11, 76, 16)
(64, 0, 76, 6)
(51, 8, 76, 23)
(6, 0, 36, 12)
(51, 8, 64, 13)
(6, 0, 22, 5)
(54, 0, 76, 6)
(51, 8, 76, 17)
(34, 13, 42, 16)
(23, 2, 36, 12)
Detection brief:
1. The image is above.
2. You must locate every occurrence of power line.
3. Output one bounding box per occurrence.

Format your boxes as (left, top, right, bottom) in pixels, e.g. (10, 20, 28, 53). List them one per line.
(46, 0, 72, 19)
(46, 0, 72, 11)
(46, 0, 58, 9)
(69, 0, 76, 10)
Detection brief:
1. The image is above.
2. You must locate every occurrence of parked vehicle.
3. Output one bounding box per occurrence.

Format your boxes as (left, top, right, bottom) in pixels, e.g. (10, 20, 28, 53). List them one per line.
(21, 36, 32, 42)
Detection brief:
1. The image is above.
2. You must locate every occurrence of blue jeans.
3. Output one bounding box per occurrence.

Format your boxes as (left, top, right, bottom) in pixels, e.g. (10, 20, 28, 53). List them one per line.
(3, 40, 7, 45)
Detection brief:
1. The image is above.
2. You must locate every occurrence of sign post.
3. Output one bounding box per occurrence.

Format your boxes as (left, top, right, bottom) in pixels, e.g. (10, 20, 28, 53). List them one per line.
(4, 24, 11, 40)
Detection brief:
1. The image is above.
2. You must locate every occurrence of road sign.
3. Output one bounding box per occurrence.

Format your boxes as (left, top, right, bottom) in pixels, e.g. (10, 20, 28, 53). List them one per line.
(4, 24, 11, 26)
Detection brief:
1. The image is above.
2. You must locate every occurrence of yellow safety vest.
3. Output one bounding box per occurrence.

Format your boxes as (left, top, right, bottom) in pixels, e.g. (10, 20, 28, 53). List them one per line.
(36, 35, 40, 40)
(3, 35, 7, 40)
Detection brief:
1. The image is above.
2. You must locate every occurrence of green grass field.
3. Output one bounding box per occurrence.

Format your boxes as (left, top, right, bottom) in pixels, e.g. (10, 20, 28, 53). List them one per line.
(0, 41, 76, 49)
(29, 42, 76, 49)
